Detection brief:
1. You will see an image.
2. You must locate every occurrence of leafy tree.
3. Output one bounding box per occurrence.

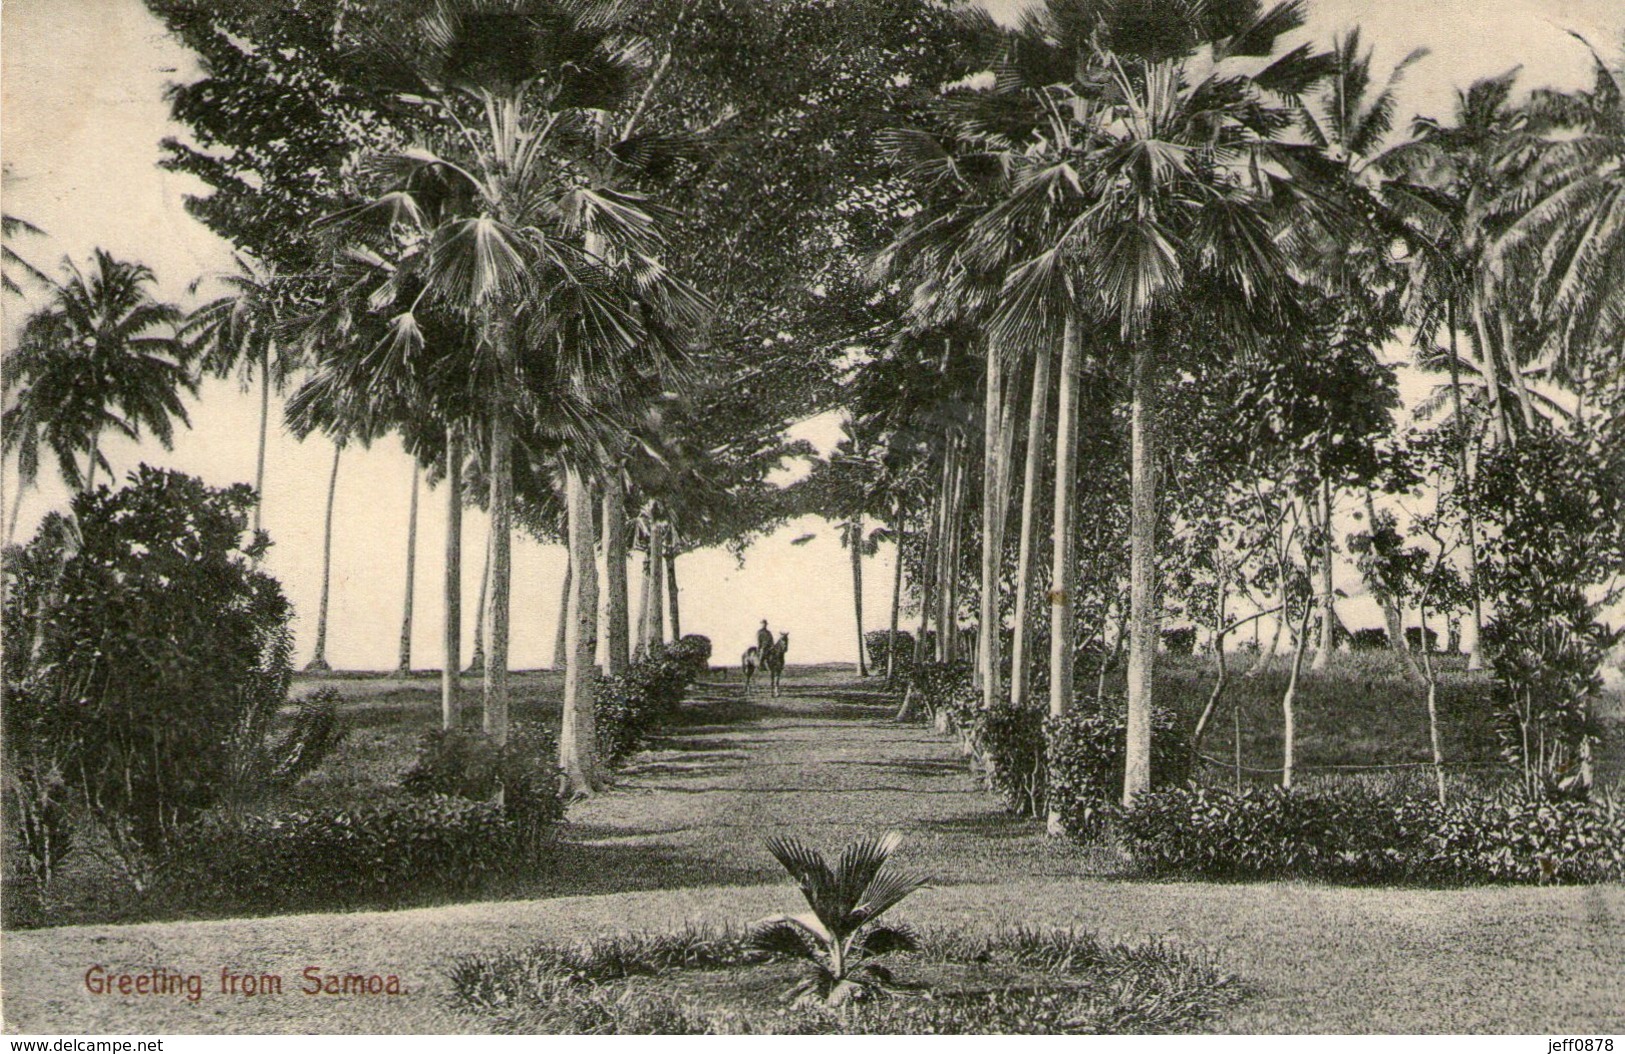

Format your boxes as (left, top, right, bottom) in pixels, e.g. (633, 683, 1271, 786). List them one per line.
(1, 468, 336, 888)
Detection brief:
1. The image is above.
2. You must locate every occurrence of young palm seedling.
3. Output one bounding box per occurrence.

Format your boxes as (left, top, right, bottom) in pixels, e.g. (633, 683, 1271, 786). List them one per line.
(750, 830, 928, 1007)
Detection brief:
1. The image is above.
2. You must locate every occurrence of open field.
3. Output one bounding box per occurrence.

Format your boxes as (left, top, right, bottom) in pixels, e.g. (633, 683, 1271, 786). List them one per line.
(4, 663, 1623, 1033)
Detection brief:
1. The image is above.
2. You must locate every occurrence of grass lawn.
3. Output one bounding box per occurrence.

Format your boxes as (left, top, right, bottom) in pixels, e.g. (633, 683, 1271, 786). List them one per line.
(4, 658, 1622, 1033)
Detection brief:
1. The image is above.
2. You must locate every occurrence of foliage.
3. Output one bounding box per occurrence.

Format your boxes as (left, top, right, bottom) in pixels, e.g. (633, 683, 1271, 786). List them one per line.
(1161, 628, 1197, 656)
(596, 639, 709, 768)
(1351, 628, 1390, 650)
(904, 661, 973, 724)
(1471, 427, 1625, 798)
(1, 250, 193, 494)
(749, 831, 927, 1007)
(864, 630, 915, 675)
(173, 794, 527, 908)
(401, 721, 566, 850)
(977, 705, 1047, 818)
(1119, 785, 1625, 884)
(1, 468, 298, 884)
(450, 922, 1240, 1034)
(1045, 705, 1193, 840)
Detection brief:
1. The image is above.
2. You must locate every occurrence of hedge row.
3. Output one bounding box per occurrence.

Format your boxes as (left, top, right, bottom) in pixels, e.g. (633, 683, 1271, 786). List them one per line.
(905, 661, 1625, 885)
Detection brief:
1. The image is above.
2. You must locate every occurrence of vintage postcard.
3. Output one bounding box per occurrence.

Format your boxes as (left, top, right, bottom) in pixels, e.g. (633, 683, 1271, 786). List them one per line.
(2, 0, 1622, 1040)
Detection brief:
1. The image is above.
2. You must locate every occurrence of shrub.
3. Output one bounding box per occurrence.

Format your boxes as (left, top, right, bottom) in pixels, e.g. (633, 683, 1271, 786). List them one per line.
(1472, 427, 1625, 800)
(175, 794, 523, 907)
(1403, 626, 1439, 653)
(1350, 628, 1389, 650)
(1119, 785, 1625, 884)
(225, 685, 347, 801)
(401, 721, 565, 849)
(907, 661, 973, 724)
(0, 468, 307, 885)
(864, 630, 915, 675)
(596, 641, 708, 767)
(977, 705, 1047, 817)
(1046, 704, 1193, 840)
(1161, 627, 1197, 655)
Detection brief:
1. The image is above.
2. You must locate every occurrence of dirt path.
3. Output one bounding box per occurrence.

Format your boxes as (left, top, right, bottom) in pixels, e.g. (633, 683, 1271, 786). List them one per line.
(4, 672, 1622, 1034)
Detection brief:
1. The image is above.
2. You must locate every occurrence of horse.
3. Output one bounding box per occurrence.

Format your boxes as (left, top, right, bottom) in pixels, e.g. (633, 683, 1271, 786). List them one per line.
(763, 632, 789, 697)
(741, 645, 761, 694)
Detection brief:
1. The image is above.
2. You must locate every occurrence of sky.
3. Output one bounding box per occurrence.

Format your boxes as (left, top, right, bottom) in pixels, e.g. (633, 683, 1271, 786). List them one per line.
(2, 0, 1622, 670)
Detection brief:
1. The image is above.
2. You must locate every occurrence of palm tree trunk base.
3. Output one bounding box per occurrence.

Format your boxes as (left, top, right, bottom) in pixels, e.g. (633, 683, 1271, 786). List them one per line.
(303, 657, 332, 674)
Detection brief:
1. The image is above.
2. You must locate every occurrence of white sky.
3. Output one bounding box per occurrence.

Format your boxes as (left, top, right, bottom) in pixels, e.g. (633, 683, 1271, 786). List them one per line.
(2, 0, 1621, 668)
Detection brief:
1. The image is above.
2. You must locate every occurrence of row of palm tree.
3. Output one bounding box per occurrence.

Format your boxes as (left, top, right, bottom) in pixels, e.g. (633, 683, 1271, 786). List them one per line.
(857, 1, 1621, 812)
(7, 0, 1619, 810)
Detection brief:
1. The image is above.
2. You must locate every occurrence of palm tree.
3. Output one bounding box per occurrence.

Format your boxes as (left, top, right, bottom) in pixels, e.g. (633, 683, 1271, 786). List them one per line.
(1492, 37, 1625, 394)
(185, 252, 300, 541)
(2, 250, 193, 508)
(2, 212, 47, 298)
(331, 0, 707, 791)
(971, 0, 1328, 807)
(1289, 28, 1428, 671)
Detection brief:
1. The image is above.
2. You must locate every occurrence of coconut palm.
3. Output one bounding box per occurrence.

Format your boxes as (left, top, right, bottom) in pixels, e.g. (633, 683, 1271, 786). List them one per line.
(2, 250, 193, 519)
(1287, 29, 1427, 669)
(184, 253, 303, 541)
(1492, 37, 1625, 390)
(959, 0, 1329, 809)
(328, 0, 707, 792)
(2, 212, 47, 298)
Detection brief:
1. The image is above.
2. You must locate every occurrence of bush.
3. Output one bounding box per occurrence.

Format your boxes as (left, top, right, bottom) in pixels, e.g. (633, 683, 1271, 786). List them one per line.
(978, 705, 1046, 817)
(906, 661, 973, 724)
(175, 795, 524, 907)
(401, 721, 565, 849)
(596, 640, 708, 767)
(1472, 427, 1625, 800)
(0, 468, 310, 885)
(864, 630, 916, 674)
(1046, 705, 1193, 840)
(1118, 785, 1625, 885)
(1403, 626, 1439, 652)
(1161, 627, 1197, 655)
(1350, 628, 1389, 650)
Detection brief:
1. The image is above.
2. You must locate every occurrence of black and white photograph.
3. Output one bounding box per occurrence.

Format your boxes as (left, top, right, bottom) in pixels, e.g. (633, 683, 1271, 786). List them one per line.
(2, 0, 1623, 1038)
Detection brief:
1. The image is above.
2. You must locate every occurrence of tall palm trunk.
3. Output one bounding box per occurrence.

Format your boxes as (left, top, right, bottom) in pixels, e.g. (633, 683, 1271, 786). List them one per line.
(1124, 337, 1157, 806)
(850, 518, 868, 676)
(887, 507, 905, 683)
(395, 461, 420, 677)
(7, 471, 27, 547)
(913, 456, 947, 668)
(552, 560, 572, 669)
(634, 537, 652, 659)
(940, 442, 966, 663)
(978, 348, 1004, 706)
(466, 528, 490, 675)
(1046, 316, 1084, 835)
(83, 435, 101, 494)
(304, 442, 341, 673)
(1311, 472, 1335, 672)
(1011, 344, 1054, 710)
(1497, 310, 1537, 431)
(483, 406, 513, 745)
(253, 343, 271, 541)
(1471, 293, 1513, 447)
(602, 471, 629, 675)
(441, 429, 462, 730)
(560, 465, 603, 795)
(645, 518, 665, 650)
(1446, 298, 1485, 670)
(666, 550, 681, 641)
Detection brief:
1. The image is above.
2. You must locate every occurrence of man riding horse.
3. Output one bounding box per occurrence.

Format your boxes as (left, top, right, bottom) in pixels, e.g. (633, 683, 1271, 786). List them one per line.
(742, 621, 788, 696)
